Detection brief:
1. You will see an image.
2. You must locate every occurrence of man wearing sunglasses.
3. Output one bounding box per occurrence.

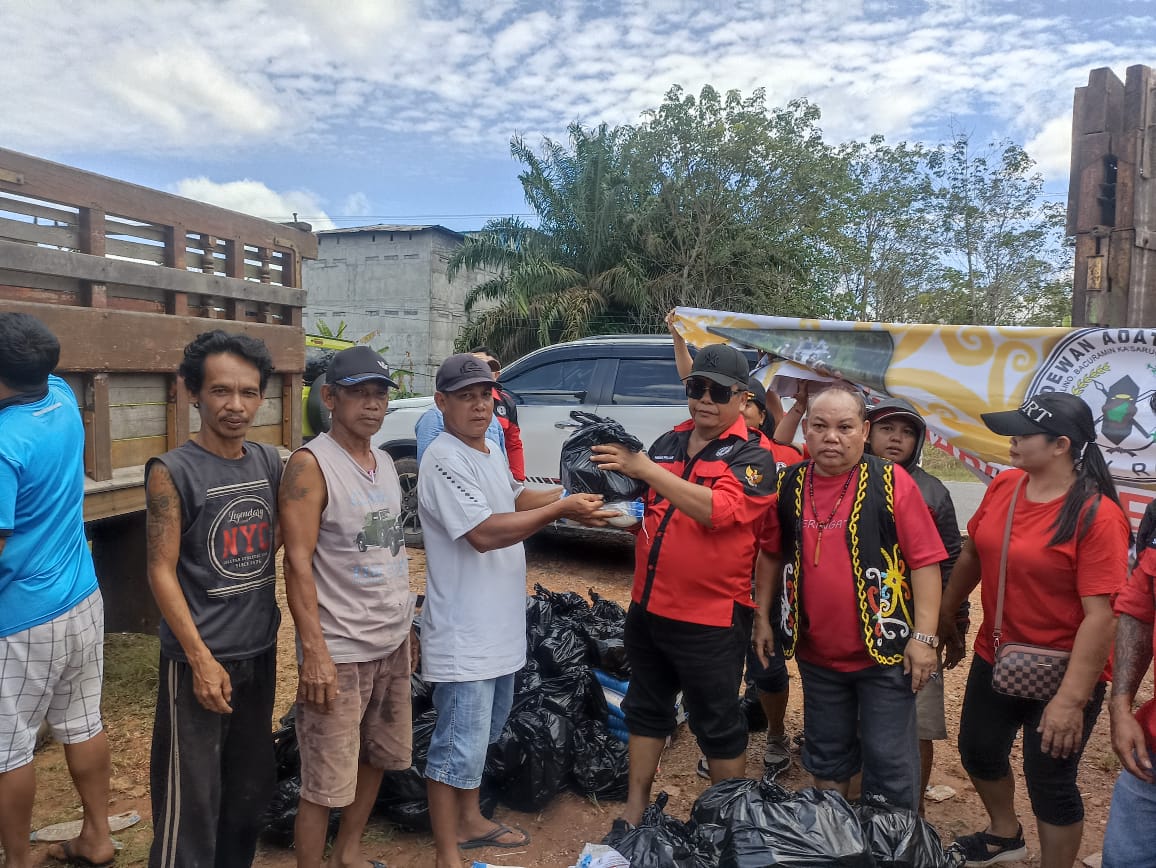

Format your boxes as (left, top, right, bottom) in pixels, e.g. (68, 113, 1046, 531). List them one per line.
(592, 343, 776, 829)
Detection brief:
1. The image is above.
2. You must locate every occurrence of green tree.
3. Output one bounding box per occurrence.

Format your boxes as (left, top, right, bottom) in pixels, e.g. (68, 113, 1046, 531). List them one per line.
(826, 136, 942, 322)
(448, 123, 648, 360)
(929, 134, 1069, 325)
(626, 86, 844, 319)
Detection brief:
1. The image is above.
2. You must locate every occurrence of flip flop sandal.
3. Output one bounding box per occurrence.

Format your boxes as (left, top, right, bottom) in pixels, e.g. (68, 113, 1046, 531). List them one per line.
(949, 826, 1027, 866)
(460, 823, 530, 850)
(46, 839, 116, 868)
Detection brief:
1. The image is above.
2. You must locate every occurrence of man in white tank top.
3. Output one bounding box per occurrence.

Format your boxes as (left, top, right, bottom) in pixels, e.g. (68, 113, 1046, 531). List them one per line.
(281, 346, 416, 868)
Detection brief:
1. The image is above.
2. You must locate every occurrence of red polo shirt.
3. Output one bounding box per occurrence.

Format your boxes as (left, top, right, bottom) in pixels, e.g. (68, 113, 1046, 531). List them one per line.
(633, 415, 776, 627)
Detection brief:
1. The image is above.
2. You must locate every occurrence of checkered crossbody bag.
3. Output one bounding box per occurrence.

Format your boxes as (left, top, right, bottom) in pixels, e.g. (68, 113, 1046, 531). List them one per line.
(990, 477, 1071, 701)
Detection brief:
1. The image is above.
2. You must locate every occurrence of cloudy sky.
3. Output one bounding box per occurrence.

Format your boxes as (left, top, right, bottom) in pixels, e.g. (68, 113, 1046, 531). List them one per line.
(3, 0, 1153, 232)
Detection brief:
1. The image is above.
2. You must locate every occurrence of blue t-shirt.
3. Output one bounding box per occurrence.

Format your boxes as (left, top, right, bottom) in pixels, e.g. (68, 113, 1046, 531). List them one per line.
(415, 405, 504, 464)
(0, 375, 98, 637)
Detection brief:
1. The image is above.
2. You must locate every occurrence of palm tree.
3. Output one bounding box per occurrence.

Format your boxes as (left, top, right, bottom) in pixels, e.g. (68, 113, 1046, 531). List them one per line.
(449, 123, 650, 361)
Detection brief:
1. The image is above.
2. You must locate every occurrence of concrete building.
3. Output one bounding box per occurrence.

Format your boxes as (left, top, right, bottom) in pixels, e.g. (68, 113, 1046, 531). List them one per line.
(302, 224, 491, 394)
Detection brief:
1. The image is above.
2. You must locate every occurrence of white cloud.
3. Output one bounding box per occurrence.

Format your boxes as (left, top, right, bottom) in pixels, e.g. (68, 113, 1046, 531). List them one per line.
(171, 178, 336, 230)
(1, 0, 1154, 194)
(339, 192, 372, 218)
(1026, 113, 1074, 180)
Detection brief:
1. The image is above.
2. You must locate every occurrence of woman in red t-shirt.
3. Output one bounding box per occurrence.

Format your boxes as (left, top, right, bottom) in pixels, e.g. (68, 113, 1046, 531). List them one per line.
(938, 392, 1129, 867)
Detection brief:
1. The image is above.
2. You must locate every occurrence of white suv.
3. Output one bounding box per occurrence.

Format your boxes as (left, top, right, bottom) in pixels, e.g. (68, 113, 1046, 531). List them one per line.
(372, 335, 752, 545)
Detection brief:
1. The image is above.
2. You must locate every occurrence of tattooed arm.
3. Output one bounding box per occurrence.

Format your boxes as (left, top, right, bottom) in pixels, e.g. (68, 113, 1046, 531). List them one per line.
(1111, 612, 1155, 780)
(146, 463, 232, 714)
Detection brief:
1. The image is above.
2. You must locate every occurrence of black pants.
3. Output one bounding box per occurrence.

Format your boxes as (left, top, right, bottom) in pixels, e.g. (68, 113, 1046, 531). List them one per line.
(958, 654, 1105, 826)
(622, 602, 753, 758)
(149, 648, 277, 868)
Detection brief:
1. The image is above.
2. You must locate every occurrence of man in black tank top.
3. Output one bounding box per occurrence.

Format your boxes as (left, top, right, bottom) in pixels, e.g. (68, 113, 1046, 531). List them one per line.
(145, 331, 282, 868)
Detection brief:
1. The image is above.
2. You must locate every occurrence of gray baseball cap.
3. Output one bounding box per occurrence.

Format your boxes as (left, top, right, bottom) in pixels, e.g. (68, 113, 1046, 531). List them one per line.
(436, 353, 494, 392)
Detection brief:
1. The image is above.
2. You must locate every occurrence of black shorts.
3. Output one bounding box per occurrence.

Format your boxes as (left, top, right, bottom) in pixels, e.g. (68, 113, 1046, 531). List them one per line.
(621, 601, 752, 759)
(745, 596, 788, 693)
(958, 654, 1105, 827)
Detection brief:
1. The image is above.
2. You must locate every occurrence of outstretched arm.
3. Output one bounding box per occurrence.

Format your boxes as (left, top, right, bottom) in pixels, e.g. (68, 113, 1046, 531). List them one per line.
(666, 309, 693, 381)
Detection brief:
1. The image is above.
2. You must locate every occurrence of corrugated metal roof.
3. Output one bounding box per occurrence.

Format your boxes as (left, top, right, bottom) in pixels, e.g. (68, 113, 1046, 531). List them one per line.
(316, 224, 464, 237)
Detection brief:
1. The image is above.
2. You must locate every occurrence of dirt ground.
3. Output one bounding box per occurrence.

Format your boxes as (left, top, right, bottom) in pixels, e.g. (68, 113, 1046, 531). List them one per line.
(24, 527, 1147, 868)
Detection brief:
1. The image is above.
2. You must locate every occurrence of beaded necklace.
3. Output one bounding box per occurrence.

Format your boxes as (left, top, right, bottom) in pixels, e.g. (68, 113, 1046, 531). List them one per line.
(806, 461, 858, 567)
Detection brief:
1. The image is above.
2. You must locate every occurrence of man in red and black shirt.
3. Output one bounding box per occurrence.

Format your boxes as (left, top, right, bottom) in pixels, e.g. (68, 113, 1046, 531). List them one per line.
(592, 344, 776, 827)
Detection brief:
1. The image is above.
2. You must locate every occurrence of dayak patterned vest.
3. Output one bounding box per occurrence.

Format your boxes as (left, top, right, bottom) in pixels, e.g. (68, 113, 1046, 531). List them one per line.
(776, 455, 913, 665)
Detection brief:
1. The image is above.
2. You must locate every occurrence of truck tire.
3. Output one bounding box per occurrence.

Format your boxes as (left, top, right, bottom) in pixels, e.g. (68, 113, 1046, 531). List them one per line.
(305, 373, 331, 438)
(393, 455, 423, 549)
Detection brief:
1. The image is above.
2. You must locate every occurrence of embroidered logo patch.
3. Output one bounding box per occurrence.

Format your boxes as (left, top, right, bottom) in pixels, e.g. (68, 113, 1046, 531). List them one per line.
(745, 465, 763, 485)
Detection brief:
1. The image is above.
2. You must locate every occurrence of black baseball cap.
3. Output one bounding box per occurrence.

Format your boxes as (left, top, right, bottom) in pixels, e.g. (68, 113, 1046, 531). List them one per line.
(687, 344, 748, 389)
(327, 345, 398, 388)
(436, 353, 494, 393)
(982, 392, 1096, 443)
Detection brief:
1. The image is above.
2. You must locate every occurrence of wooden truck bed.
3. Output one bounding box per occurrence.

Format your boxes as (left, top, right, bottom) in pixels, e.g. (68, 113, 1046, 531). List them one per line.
(0, 147, 317, 629)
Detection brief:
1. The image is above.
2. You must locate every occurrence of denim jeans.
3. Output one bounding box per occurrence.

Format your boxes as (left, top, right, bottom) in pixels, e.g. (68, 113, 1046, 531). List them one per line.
(1103, 764, 1156, 867)
(424, 674, 515, 789)
(797, 659, 920, 810)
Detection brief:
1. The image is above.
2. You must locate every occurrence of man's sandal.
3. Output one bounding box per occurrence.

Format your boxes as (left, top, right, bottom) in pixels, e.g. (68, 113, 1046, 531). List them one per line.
(949, 825, 1027, 866)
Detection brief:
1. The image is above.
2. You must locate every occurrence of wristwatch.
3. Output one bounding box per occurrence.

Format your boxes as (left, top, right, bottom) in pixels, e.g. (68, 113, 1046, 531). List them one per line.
(912, 631, 940, 648)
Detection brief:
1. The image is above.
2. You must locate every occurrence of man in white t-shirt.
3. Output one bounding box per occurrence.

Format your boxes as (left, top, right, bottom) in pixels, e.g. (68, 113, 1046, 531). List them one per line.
(418, 353, 611, 868)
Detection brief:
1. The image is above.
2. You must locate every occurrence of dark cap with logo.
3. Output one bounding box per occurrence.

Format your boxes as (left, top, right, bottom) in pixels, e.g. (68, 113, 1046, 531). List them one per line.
(687, 344, 749, 389)
(982, 392, 1096, 443)
(327, 345, 398, 388)
(436, 353, 495, 393)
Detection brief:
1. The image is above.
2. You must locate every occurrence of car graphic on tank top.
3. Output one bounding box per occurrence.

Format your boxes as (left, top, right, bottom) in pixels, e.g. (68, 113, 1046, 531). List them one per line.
(356, 508, 404, 556)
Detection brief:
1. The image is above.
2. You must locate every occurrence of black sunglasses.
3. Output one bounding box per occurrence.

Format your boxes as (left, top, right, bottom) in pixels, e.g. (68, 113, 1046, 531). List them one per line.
(685, 378, 741, 403)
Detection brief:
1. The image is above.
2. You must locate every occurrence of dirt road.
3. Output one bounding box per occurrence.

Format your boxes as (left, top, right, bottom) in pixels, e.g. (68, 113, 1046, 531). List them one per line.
(26, 527, 1135, 867)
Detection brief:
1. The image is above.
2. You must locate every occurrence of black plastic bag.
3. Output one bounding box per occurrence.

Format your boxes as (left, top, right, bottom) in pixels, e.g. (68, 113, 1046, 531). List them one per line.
(411, 673, 435, 716)
(489, 702, 573, 811)
(534, 584, 592, 621)
(570, 719, 628, 800)
(411, 708, 438, 774)
(611, 793, 711, 868)
(377, 766, 428, 808)
(259, 777, 341, 847)
(526, 593, 555, 653)
(272, 711, 300, 781)
(853, 796, 958, 868)
(535, 624, 593, 674)
(515, 662, 543, 697)
(589, 636, 629, 679)
(740, 683, 768, 733)
(694, 780, 871, 867)
(375, 779, 499, 832)
(589, 590, 627, 627)
(540, 668, 608, 724)
(559, 411, 647, 501)
(585, 590, 630, 678)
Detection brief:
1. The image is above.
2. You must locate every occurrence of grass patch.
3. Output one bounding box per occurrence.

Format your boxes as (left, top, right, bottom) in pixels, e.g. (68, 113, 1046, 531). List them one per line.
(102, 633, 159, 725)
(920, 445, 982, 483)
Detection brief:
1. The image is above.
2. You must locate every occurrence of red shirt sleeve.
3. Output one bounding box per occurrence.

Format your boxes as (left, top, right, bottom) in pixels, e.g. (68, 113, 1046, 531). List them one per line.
(893, 465, 949, 570)
(1074, 498, 1131, 598)
(708, 466, 774, 530)
(1115, 563, 1156, 624)
(503, 419, 525, 481)
(759, 494, 782, 554)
